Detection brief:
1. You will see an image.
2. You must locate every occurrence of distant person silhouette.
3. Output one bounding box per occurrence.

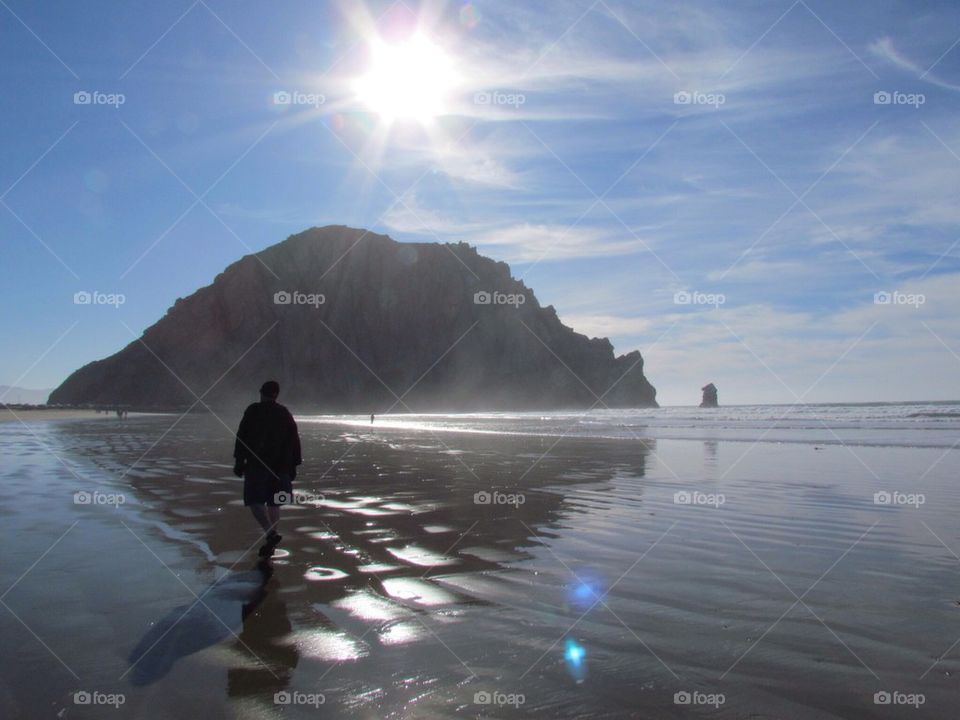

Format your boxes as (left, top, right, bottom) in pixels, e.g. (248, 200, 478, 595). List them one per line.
(370, 413, 375, 424)
(233, 381, 302, 558)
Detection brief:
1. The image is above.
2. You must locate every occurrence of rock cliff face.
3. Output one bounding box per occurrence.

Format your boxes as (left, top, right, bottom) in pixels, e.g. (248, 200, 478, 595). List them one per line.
(50, 226, 657, 412)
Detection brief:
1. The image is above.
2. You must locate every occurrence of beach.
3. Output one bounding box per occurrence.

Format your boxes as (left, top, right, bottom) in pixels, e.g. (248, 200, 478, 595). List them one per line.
(0, 408, 109, 423)
(1, 407, 958, 718)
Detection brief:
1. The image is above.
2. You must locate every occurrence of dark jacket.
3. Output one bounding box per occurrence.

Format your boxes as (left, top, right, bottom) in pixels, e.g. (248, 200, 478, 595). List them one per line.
(233, 400, 302, 476)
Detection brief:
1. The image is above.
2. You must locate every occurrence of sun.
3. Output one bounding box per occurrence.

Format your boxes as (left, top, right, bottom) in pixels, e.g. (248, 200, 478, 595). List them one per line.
(354, 35, 460, 124)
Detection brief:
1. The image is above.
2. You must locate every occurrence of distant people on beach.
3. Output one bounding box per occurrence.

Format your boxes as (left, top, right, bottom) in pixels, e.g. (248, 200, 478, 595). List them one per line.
(233, 381, 302, 558)
(370, 413, 375, 424)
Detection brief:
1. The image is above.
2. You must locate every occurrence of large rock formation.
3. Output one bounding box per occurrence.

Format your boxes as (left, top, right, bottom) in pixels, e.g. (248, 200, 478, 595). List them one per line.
(50, 226, 657, 412)
(700, 383, 718, 408)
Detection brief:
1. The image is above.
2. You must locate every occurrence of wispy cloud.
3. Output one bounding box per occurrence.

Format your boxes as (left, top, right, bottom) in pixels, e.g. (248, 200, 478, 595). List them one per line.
(869, 36, 960, 92)
(471, 222, 652, 262)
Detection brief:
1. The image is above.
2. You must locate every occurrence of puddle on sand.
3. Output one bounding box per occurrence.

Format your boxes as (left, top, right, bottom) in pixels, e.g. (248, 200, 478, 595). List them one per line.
(304, 566, 349, 582)
(378, 622, 423, 646)
(381, 578, 456, 606)
(333, 591, 408, 622)
(387, 545, 459, 568)
(293, 629, 368, 661)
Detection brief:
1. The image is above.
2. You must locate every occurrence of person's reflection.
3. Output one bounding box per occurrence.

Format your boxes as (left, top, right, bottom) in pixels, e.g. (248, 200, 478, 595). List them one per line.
(227, 559, 299, 699)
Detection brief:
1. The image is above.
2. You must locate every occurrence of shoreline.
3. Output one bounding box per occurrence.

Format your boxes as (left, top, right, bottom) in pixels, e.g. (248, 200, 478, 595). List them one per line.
(0, 408, 168, 423)
(298, 412, 960, 450)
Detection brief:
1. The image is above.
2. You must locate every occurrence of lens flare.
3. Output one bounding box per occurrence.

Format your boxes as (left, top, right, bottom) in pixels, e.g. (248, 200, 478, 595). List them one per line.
(567, 572, 605, 609)
(564, 638, 586, 667)
(459, 4, 481, 29)
(564, 638, 587, 682)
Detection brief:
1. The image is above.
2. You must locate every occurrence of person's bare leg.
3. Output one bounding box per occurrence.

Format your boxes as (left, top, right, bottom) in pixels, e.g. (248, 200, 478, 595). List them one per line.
(266, 505, 280, 536)
(249, 504, 271, 534)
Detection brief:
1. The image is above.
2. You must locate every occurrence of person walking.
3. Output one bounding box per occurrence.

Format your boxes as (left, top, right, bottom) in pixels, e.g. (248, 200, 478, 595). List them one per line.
(233, 381, 302, 557)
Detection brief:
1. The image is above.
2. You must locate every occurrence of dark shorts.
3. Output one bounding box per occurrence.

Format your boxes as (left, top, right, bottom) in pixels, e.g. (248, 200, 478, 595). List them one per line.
(243, 465, 293, 507)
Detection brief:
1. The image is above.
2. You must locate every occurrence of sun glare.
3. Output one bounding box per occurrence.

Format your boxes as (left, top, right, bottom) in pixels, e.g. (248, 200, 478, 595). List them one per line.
(354, 35, 460, 124)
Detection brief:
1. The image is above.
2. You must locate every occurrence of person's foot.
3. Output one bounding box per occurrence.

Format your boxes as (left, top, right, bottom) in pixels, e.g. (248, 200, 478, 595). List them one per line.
(257, 531, 282, 557)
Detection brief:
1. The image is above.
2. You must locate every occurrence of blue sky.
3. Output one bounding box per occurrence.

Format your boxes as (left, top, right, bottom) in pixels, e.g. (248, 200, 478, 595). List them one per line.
(2, 0, 959, 405)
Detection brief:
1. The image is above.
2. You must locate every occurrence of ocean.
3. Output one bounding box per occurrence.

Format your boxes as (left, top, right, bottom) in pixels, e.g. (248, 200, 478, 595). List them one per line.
(302, 401, 960, 448)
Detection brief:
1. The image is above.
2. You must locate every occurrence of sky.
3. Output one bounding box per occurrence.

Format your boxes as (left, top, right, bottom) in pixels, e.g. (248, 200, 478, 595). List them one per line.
(1, 0, 959, 406)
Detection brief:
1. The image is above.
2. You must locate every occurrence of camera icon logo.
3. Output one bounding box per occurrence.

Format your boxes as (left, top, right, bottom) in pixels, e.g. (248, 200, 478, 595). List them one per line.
(273, 91, 291, 105)
(74, 291, 92, 305)
(474, 491, 491, 505)
(274, 491, 292, 505)
(274, 691, 292, 704)
(673, 290, 691, 304)
(873, 491, 892, 505)
(74, 491, 92, 505)
(873, 91, 891, 105)
(874, 291, 891, 305)
(474, 691, 492, 704)
(74, 91, 92, 105)
(673, 491, 691, 505)
(474, 291, 492, 304)
(874, 691, 891, 705)
(674, 691, 692, 704)
(674, 91, 692, 105)
(473, 92, 491, 105)
(274, 291, 292, 305)
(74, 691, 92, 704)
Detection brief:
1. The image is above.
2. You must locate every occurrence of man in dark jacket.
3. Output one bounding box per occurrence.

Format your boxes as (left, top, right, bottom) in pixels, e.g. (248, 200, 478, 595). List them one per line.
(233, 380, 302, 557)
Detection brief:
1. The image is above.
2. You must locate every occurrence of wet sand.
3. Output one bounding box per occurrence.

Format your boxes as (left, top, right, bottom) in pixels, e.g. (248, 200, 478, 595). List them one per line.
(0, 408, 111, 422)
(1, 415, 958, 718)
